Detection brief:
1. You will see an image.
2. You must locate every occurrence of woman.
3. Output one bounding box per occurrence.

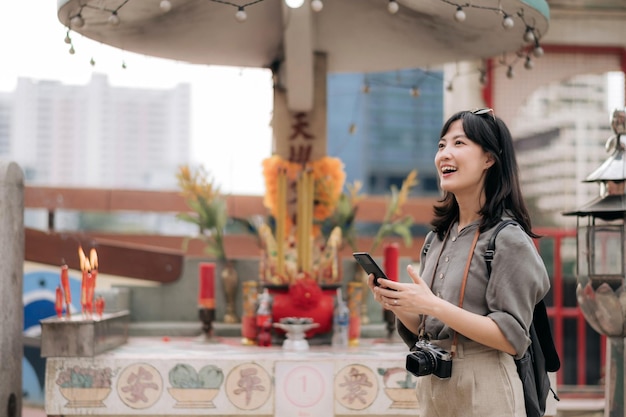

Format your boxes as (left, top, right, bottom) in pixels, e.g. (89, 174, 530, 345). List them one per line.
(369, 108, 550, 416)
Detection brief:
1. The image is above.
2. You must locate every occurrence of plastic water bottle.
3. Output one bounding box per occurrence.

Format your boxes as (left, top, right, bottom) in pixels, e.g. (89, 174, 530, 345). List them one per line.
(332, 288, 349, 348)
(256, 288, 273, 347)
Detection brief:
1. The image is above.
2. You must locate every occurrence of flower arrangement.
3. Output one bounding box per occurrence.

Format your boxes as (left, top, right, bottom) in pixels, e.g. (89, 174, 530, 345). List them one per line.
(261, 155, 346, 238)
(259, 155, 346, 285)
(176, 165, 229, 262)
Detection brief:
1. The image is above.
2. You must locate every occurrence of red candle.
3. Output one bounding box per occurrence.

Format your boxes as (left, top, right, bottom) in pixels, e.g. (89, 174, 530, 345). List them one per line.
(55, 286, 63, 318)
(198, 262, 215, 309)
(383, 243, 399, 282)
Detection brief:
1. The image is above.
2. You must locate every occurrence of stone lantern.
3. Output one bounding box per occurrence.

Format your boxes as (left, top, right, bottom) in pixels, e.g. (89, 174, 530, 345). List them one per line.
(563, 108, 626, 417)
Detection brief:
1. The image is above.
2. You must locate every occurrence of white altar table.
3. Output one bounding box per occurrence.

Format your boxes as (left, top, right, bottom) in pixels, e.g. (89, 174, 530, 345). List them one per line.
(44, 337, 418, 417)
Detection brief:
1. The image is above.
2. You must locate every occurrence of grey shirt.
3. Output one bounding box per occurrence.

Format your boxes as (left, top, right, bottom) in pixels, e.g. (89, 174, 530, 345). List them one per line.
(398, 220, 550, 359)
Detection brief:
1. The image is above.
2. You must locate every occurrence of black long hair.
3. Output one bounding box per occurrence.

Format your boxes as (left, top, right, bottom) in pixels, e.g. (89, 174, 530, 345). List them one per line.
(431, 110, 537, 239)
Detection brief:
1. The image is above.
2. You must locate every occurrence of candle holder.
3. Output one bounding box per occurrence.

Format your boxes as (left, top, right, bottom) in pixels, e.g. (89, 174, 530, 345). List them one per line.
(198, 307, 216, 342)
(273, 317, 319, 351)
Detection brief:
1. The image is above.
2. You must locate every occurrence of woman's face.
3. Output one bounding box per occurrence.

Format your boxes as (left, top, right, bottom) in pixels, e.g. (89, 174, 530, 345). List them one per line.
(435, 119, 494, 197)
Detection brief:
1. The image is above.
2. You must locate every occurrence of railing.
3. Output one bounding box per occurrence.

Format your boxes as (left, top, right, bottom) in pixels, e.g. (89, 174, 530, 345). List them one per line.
(24, 186, 604, 393)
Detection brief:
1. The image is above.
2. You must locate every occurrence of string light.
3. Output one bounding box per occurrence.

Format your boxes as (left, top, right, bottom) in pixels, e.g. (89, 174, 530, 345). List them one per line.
(506, 65, 514, 79)
(410, 86, 420, 97)
(60, 0, 546, 82)
(235, 6, 247, 22)
(387, 0, 399, 14)
(436, 0, 545, 52)
(108, 11, 121, 26)
(160, 0, 172, 12)
(502, 14, 514, 29)
(454, 6, 466, 22)
(285, 0, 305, 8)
(524, 56, 533, 70)
(70, 14, 85, 28)
(311, 0, 323, 12)
(523, 27, 536, 43)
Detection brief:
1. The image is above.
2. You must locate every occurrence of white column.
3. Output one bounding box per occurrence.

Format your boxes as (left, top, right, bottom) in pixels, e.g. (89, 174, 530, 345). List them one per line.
(0, 161, 24, 417)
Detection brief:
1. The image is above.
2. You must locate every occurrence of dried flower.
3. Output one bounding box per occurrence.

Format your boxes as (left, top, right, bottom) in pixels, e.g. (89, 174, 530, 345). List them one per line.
(370, 169, 419, 252)
(176, 164, 228, 261)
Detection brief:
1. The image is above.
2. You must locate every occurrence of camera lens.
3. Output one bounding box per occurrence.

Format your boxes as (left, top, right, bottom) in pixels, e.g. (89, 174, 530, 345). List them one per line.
(414, 351, 437, 375)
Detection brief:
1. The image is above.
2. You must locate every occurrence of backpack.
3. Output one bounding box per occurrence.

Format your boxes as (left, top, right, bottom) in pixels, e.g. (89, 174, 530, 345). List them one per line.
(423, 220, 560, 417)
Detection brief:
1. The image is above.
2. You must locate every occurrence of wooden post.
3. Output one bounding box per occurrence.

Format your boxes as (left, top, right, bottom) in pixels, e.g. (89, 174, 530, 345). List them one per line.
(0, 161, 24, 417)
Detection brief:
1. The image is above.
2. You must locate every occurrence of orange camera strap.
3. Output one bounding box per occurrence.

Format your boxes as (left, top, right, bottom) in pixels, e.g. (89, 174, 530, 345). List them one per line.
(419, 226, 480, 358)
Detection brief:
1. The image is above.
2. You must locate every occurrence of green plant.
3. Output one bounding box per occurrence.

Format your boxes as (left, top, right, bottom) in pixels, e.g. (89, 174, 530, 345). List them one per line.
(176, 165, 229, 261)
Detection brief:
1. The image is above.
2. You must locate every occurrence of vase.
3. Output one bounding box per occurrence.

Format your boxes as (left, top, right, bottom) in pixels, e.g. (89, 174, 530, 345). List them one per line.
(221, 261, 239, 324)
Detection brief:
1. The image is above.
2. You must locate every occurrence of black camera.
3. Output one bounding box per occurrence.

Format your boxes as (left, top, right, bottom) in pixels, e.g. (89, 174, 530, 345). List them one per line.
(406, 340, 453, 379)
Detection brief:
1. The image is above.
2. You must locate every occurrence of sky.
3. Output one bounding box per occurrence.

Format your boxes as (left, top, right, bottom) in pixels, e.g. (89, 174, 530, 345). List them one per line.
(0, 1, 274, 195)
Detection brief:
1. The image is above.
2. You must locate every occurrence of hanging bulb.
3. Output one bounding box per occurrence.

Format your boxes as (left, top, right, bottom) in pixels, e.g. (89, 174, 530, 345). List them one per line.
(90, 57, 96, 67)
(311, 0, 323, 12)
(506, 66, 514, 79)
(454, 6, 466, 22)
(524, 56, 533, 70)
(69, 45, 75, 55)
(235, 7, 247, 22)
(523, 27, 535, 43)
(285, 0, 305, 8)
(122, 61, 127, 69)
(349, 123, 357, 134)
(160, 0, 172, 12)
(533, 44, 544, 58)
(410, 87, 420, 97)
(445, 82, 453, 92)
(387, 0, 399, 14)
(64, 31, 72, 44)
(361, 84, 370, 94)
(479, 70, 487, 85)
(108, 12, 120, 26)
(70, 14, 85, 28)
(502, 14, 514, 29)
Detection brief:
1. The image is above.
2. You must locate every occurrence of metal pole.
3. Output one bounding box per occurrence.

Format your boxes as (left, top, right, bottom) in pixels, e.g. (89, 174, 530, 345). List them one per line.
(0, 161, 24, 417)
(606, 338, 625, 417)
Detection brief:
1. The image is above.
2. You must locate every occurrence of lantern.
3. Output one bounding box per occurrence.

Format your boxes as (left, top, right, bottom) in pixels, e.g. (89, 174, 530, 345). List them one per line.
(563, 108, 626, 417)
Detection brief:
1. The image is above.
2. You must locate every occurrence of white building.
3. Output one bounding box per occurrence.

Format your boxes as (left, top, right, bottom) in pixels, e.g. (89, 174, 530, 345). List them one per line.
(9, 73, 190, 189)
(513, 73, 615, 227)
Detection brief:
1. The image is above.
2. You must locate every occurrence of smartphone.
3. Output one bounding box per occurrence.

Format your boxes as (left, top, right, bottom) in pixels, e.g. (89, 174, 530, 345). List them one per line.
(353, 252, 389, 287)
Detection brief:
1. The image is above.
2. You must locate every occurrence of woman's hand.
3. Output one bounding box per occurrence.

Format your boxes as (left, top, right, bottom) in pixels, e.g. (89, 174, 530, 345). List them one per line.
(369, 265, 439, 316)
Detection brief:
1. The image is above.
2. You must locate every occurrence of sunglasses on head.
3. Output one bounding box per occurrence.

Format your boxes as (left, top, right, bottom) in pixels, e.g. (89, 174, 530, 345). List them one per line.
(471, 108, 496, 121)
